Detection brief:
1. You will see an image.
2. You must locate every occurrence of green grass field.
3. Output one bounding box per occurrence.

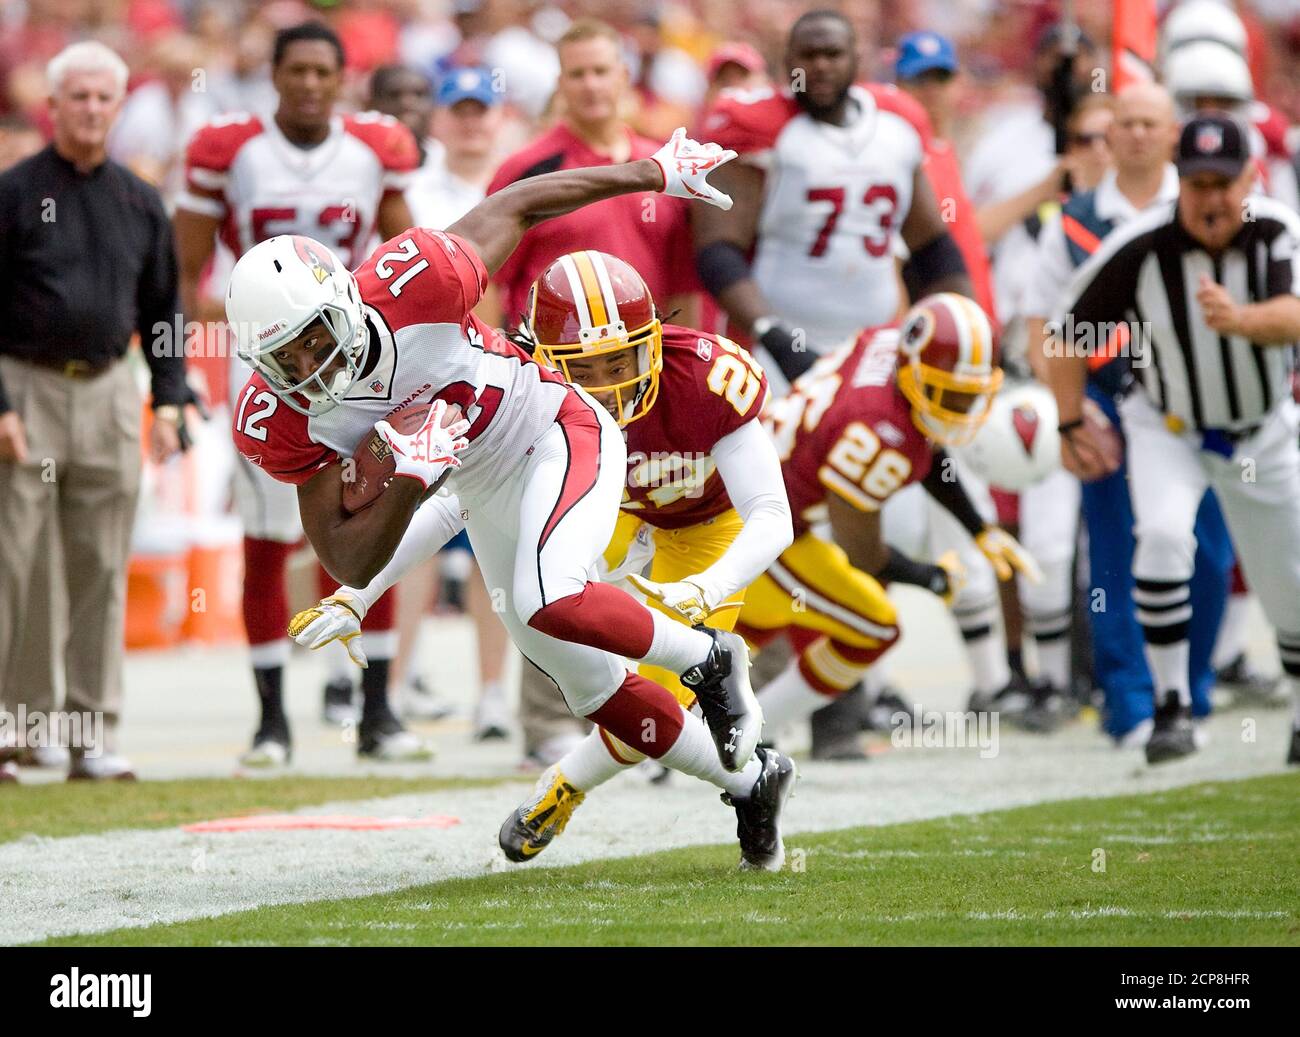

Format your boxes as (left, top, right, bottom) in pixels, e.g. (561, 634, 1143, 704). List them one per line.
(35, 773, 1300, 947)
(0, 775, 507, 846)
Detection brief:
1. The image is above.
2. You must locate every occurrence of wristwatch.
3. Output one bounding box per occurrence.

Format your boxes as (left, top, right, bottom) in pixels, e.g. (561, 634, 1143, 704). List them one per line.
(154, 404, 181, 425)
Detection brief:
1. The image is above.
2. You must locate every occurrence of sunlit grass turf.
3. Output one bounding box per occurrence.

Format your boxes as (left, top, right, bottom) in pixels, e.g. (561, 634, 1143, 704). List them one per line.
(40, 773, 1300, 947)
(0, 775, 509, 846)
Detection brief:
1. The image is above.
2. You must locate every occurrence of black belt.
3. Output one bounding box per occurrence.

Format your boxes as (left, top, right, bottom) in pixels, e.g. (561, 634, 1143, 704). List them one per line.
(10, 354, 118, 379)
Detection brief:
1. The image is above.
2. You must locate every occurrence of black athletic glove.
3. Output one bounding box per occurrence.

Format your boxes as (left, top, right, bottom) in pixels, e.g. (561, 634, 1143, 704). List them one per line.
(753, 316, 816, 382)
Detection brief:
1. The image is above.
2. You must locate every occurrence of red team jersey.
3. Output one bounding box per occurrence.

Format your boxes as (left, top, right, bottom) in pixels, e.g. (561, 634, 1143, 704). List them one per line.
(231, 229, 574, 500)
(766, 324, 931, 537)
(486, 124, 700, 325)
(621, 325, 769, 530)
(180, 111, 419, 267)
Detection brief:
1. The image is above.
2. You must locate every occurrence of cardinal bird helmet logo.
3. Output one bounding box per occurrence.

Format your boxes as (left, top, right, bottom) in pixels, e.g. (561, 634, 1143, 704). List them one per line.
(292, 236, 336, 284)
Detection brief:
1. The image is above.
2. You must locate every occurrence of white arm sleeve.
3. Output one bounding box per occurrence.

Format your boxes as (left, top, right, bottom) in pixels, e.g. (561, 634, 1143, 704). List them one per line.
(346, 492, 467, 614)
(692, 418, 793, 605)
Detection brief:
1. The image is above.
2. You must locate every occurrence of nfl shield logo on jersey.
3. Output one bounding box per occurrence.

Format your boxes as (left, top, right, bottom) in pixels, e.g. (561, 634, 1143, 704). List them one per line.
(370, 378, 385, 393)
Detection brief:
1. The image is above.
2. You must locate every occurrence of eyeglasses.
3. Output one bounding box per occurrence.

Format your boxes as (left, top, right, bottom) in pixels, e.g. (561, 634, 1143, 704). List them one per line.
(1069, 131, 1108, 148)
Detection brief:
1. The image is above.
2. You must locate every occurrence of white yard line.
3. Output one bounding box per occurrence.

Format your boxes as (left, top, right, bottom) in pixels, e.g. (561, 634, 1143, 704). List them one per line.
(1, 704, 1292, 945)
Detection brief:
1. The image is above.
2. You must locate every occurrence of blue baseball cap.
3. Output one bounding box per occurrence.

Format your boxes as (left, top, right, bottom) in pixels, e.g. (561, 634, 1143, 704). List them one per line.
(437, 66, 500, 108)
(895, 31, 958, 81)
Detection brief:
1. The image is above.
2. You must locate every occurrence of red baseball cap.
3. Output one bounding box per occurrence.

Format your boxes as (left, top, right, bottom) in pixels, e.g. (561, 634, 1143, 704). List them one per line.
(707, 42, 765, 81)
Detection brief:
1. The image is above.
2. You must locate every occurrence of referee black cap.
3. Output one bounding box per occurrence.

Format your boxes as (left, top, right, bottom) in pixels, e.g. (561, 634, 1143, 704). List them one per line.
(1177, 112, 1249, 179)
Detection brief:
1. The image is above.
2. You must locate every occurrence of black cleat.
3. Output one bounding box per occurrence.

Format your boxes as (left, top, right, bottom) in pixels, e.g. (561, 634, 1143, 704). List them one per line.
(357, 711, 433, 761)
(863, 686, 911, 733)
(1287, 727, 1300, 766)
(680, 628, 762, 771)
(1215, 653, 1286, 708)
(967, 673, 1031, 718)
(1014, 680, 1070, 733)
(1145, 691, 1197, 765)
(722, 748, 796, 871)
(322, 678, 357, 726)
(240, 718, 291, 768)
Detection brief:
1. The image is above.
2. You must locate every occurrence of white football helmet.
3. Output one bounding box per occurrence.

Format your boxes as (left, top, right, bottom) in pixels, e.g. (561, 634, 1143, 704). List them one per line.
(952, 381, 1060, 492)
(226, 235, 367, 416)
(1163, 41, 1254, 116)
(1159, 1, 1247, 66)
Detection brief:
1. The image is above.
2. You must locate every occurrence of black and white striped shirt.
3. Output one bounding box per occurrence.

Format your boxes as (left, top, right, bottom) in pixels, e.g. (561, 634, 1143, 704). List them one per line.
(1055, 196, 1300, 432)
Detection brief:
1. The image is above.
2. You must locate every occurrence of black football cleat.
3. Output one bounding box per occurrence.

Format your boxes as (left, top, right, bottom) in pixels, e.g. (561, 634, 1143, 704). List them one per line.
(322, 678, 357, 726)
(498, 765, 586, 863)
(240, 718, 291, 768)
(1287, 727, 1300, 767)
(1015, 680, 1070, 733)
(1215, 653, 1286, 708)
(680, 627, 763, 772)
(722, 748, 796, 871)
(1145, 691, 1197, 765)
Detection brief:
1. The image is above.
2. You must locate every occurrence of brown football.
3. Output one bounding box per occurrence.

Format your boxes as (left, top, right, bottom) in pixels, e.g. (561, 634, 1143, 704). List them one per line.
(341, 402, 462, 515)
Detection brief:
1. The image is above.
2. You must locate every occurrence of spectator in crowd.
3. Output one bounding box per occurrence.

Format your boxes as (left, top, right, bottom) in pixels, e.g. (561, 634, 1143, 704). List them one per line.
(486, 17, 701, 332)
(700, 41, 768, 113)
(373, 64, 506, 231)
(895, 30, 996, 321)
(367, 61, 514, 739)
(966, 22, 1100, 326)
(0, 41, 192, 781)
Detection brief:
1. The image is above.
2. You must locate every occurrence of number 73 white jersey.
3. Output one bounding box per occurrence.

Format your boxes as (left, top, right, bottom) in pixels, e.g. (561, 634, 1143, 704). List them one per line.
(703, 84, 927, 351)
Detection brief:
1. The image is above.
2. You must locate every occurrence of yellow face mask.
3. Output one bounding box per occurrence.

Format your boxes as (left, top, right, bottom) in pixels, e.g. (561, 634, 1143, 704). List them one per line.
(536, 317, 664, 428)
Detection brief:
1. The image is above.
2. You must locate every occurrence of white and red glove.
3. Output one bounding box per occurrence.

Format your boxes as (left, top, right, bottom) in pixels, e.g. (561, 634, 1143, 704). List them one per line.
(650, 127, 738, 211)
(374, 399, 471, 491)
(629, 573, 738, 626)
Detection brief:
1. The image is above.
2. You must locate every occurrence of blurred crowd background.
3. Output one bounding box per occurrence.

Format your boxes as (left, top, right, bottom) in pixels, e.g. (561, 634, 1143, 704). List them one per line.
(3, 0, 1300, 202)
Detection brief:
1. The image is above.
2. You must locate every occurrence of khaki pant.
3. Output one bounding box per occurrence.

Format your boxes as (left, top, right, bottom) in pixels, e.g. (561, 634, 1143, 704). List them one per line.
(0, 356, 141, 754)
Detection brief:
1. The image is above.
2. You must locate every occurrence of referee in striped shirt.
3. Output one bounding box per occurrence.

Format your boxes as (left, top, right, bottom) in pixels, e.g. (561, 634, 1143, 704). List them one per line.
(1045, 112, 1300, 766)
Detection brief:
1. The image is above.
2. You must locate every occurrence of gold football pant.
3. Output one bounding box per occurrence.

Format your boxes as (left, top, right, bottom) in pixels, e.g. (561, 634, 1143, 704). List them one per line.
(600, 508, 745, 763)
(737, 531, 900, 697)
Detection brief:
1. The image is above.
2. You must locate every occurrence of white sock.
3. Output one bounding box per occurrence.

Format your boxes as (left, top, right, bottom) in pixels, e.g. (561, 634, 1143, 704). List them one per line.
(1034, 637, 1071, 691)
(558, 728, 635, 791)
(760, 658, 833, 730)
(964, 630, 1011, 696)
(659, 708, 762, 798)
(638, 611, 715, 674)
(1211, 593, 1252, 671)
(1146, 641, 1191, 706)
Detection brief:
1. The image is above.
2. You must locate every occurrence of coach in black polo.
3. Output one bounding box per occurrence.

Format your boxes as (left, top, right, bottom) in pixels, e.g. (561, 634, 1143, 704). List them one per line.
(0, 42, 190, 781)
(1045, 111, 1300, 767)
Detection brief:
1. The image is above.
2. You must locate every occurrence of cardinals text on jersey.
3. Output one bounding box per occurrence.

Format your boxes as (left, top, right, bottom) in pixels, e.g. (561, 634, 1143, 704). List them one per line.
(766, 324, 932, 535)
(703, 84, 927, 350)
(180, 110, 419, 267)
(621, 326, 769, 528)
(232, 228, 572, 499)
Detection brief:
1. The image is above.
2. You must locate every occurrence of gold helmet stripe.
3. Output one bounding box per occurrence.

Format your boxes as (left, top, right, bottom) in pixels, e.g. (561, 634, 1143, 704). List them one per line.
(586, 249, 623, 325)
(557, 253, 593, 331)
(956, 293, 989, 369)
(571, 250, 609, 327)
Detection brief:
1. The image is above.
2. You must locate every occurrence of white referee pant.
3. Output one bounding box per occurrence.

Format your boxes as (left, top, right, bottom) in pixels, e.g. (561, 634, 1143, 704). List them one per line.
(1121, 391, 1300, 688)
